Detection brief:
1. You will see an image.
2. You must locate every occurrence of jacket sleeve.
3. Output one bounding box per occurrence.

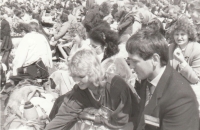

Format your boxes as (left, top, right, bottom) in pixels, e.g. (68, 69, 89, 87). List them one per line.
(160, 82, 199, 130)
(54, 22, 69, 41)
(45, 94, 83, 130)
(118, 15, 135, 29)
(100, 76, 139, 129)
(179, 44, 200, 84)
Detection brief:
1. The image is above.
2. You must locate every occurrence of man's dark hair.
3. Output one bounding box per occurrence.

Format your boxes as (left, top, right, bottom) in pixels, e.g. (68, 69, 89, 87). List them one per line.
(126, 28, 168, 67)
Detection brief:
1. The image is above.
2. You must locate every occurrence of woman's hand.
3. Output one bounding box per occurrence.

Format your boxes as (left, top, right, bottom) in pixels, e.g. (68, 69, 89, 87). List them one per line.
(79, 112, 95, 121)
(173, 48, 185, 63)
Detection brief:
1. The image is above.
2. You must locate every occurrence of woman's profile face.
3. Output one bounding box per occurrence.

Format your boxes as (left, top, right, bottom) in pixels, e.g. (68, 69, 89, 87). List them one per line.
(73, 34, 81, 44)
(90, 39, 104, 55)
(173, 30, 189, 47)
(71, 74, 92, 90)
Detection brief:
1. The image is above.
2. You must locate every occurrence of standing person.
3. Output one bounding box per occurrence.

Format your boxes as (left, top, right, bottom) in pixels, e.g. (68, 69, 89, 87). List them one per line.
(126, 28, 199, 130)
(0, 11, 13, 70)
(12, 19, 52, 80)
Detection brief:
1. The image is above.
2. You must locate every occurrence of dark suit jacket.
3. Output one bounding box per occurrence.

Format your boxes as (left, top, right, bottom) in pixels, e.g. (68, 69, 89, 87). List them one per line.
(136, 65, 199, 130)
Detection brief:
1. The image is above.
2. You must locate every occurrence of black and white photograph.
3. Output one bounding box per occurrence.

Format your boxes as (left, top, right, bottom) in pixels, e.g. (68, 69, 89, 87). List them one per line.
(1, 0, 200, 129)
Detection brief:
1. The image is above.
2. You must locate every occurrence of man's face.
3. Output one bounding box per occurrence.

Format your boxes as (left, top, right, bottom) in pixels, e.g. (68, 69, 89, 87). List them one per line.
(168, 9, 178, 20)
(128, 53, 153, 80)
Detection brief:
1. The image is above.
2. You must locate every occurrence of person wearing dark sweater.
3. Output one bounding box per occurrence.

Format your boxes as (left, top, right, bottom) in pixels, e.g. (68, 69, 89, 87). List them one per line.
(45, 49, 139, 130)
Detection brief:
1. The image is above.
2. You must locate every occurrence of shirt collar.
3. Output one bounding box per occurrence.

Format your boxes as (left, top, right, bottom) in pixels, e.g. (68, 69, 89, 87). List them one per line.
(148, 66, 166, 87)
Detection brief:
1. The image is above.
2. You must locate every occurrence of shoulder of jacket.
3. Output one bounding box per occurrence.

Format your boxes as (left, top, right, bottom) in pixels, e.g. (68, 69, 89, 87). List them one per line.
(106, 74, 116, 84)
(191, 42, 200, 48)
(188, 42, 200, 53)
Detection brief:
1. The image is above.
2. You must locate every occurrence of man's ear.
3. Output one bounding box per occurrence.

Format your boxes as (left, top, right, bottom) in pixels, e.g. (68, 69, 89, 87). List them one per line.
(151, 53, 160, 67)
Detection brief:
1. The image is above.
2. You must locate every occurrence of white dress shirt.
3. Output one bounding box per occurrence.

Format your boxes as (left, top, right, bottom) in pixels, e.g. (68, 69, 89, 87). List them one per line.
(13, 32, 52, 75)
(146, 66, 166, 106)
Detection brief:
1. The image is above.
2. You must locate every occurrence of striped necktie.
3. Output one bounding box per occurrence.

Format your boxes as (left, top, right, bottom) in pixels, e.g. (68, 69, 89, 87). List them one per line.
(145, 81, 154, 106)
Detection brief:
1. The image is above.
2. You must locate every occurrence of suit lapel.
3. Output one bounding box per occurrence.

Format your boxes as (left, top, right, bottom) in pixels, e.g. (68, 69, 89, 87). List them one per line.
(137, 65, 172, 130)
(145, 65, 172, 115)
(184, 42, 194, 64)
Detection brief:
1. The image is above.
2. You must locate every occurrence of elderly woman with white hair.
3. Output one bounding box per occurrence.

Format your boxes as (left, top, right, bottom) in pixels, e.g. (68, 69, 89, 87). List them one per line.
(45, 49, 139, 130)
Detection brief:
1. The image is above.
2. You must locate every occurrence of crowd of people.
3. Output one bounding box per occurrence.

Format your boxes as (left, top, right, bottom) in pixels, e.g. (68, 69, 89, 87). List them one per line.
(1, 0, 200, 129)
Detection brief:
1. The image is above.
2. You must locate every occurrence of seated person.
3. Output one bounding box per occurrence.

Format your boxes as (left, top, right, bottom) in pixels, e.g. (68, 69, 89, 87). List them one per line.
(116, 3, 135, 42)
(12, 19, 52, 80)
(45, 49, 139, 130)
(57, 22, 89, 59)
(126, 28, 199, 130)
(168, 16, 200, 114)
(53, 12, 71, 42)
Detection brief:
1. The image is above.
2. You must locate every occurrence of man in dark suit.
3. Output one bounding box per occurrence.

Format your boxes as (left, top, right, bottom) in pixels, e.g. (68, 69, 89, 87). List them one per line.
(126, 28, 199, 130)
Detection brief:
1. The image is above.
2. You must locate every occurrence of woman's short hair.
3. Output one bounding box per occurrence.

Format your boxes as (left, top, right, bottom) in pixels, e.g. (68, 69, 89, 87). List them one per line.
(88, 26, 120, 61)
(68, 22, 87, 40)
(167, 16, 198, 43)
(68, 49, 104, 86)
(126, 28, 168, 67)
